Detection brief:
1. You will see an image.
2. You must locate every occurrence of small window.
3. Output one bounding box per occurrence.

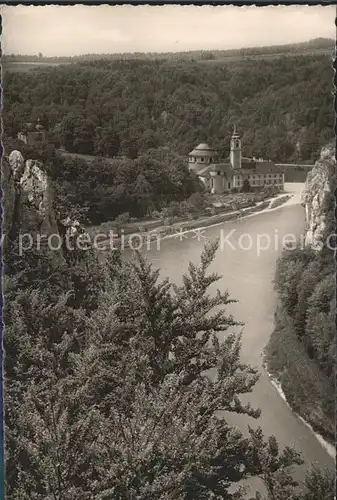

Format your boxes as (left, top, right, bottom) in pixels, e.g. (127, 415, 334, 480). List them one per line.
(210, 157, 213, 163)
(201, 157, 204, 162)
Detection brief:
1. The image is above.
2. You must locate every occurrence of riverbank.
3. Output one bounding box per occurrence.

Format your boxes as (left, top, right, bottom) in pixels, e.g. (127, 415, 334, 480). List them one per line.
(264, 313, 335, 457)
(262, 179, 335, 462)
(263, 355, 335, 460)
(92, 192, 293, 248)
(264, 296, 335, 460)
(126, 191, 333, 479)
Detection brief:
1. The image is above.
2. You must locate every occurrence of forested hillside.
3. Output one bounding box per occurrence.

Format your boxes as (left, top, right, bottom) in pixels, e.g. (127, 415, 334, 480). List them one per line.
(2, 141, 203, 224)
(267, 247, 335, 442)
(265, 146, 336, 443)
(5, 52, 333, 163)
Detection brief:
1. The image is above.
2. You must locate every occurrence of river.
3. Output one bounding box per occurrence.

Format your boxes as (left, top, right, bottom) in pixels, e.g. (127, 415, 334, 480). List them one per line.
(125, 183, 334, 495)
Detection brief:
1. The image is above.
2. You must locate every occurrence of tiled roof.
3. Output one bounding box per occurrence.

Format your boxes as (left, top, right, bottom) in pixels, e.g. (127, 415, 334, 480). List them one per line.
(197, 163, 233, 178)
(241, 161, 256, 169)
(189, 143, 219, 156)
(232, 162, 283, 175)
(189, 150, 216, 158)
(197, 166, 212, 177)
(275, 163, 314, 168)
(254, 161, 283, 174)
(233, 168, 256, 175)
(195, 143, 213, 150)
(209, 163, 233, 174)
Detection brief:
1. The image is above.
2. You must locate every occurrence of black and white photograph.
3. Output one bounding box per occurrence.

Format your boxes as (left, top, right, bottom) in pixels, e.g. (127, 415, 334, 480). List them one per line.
(0, 5, 336, 499)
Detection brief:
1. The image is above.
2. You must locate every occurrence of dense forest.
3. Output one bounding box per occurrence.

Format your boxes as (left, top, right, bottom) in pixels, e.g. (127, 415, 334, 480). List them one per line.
(267, 247, 335, 442)
(3, 140, 204, 224)
(5, 52, 333, 164)
(4, 51, 333, 224)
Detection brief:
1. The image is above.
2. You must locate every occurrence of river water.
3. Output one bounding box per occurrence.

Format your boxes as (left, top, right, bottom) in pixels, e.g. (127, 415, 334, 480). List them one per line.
(124, 184, 334, 494)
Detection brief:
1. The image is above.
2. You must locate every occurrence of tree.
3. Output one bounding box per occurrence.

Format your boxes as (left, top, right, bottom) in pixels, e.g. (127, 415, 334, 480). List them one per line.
(132, 173, 154, 216)
(94, 126, 120, 157)
(188, 192, 207, 211)
(121, 135, 139, 159)
(293, 259, 322, 338)
(5, 242, 304, 498)
(305, 274, 335, 377)
(139, 129, 160, 151)
(300, 126, 321, 162)
(274, 249, 315, 316)
(56, 114, 76, 151)
(114, 211, 131, 235)
(201, 51, 215, 60)
(301, 467, 335, 500)
(253, 466, 336, 500)
(73, 117, 95, 155)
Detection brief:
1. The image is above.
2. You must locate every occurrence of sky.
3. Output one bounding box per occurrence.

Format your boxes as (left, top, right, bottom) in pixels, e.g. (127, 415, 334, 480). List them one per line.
(1, 5, 335, 56)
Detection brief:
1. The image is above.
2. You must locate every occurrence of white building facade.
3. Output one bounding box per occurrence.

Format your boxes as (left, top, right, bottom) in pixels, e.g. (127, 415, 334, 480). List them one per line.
(188, 128, 285, 195)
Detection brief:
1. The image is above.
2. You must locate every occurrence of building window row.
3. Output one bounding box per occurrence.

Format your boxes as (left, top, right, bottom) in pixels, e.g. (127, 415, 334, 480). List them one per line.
(189, 156, 214, 163)
(236, 174, 282, 181)
(236, 175, 283, 186)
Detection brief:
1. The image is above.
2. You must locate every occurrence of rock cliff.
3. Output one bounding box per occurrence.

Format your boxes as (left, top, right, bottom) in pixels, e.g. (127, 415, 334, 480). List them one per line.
(2, 150, 84, 268)
(301, 141, 336, 249)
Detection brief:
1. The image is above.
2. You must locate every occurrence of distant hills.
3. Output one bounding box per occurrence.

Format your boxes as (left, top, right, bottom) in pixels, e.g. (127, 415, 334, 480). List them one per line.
(2, 37, 334, 66)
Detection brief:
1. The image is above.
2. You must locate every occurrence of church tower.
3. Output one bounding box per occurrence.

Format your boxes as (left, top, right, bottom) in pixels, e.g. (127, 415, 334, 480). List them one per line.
(230, 125, 242, 169)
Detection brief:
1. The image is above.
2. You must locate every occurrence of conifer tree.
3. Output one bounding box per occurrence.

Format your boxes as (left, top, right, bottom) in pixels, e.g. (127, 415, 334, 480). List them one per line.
(5, 241, 320, 499)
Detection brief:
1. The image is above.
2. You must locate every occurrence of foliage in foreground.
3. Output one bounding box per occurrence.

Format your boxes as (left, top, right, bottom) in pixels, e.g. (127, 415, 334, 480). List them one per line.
(4, 241, 334, 499)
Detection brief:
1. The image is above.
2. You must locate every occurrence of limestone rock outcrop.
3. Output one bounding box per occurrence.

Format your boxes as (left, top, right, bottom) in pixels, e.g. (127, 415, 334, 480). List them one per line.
(3, 151, 59, 240)
(301, 141, 336, 249)
(3, 150, 89, 270)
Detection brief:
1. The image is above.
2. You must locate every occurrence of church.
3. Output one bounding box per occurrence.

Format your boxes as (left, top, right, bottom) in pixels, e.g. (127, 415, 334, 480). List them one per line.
(188, 127, 284, 194)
